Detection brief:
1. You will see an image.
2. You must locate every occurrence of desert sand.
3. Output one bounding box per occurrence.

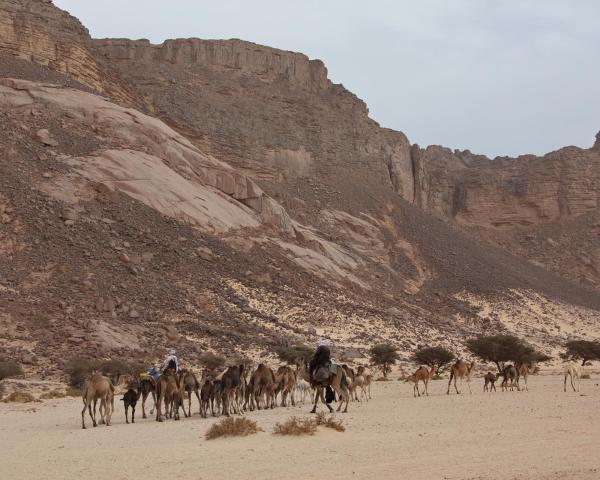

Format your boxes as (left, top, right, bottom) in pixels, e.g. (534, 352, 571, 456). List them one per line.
(1, 373, 599, 480)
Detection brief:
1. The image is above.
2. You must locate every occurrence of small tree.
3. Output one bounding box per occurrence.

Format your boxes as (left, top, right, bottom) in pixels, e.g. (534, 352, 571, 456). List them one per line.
(411, 346, 454, 374)
(369, 343, 400, 378)
(65, 358, 102, 388)
(275, 345, 314, 364)
(0, 358, 24, 381)
(563, 340, 600, 366)
(467, 335, 549, 373)
(199, 353, 226, 371)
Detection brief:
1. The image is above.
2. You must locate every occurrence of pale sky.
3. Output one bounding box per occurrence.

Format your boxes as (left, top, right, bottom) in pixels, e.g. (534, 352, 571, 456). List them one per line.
(54, 0, 600, 158)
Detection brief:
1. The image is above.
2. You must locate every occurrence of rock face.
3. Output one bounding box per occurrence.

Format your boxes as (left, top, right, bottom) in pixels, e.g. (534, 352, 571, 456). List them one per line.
(1, 0, 600, 379)
(0, 0, 140, 106)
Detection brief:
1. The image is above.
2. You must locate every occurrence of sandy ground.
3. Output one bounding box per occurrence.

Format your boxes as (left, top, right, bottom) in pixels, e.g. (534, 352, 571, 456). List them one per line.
(1, 374, 599, 480)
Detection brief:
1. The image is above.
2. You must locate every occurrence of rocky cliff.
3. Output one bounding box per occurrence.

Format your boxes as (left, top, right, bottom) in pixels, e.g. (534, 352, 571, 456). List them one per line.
(1, 0, 600, 378)
(0, 0, 141, 106)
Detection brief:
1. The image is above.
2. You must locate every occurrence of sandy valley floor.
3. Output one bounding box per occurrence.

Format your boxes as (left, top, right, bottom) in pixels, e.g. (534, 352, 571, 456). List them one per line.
(1, 374, 599, 480)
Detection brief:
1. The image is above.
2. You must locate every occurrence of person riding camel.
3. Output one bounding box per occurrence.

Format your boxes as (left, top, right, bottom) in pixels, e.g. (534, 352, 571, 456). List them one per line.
(309, 339, 332, 379)
(309, 339, 336, 403)
(162, 349, 179, 375)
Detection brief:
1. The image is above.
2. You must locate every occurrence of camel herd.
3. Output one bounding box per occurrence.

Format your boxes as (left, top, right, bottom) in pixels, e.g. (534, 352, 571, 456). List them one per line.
(81, 360, 375, 429)
(80, 358, 586, 429)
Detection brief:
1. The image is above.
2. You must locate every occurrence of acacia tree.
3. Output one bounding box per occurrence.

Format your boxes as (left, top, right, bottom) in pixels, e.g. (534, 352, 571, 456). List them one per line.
(563, 340, 600, 366)
(466, 335, 549, 373)
(369, 343, 400, 378)
(411, 346, 454, 374)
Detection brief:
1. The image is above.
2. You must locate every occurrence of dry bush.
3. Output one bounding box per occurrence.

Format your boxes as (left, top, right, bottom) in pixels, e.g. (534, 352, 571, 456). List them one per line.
(0, 359, 24, 381)
(3, 391, 36, 403)
(581, 373, 591, 379)
(273, 416, 318, 436)
(205, 417, 263, 440)
(65, 358, 101, 388)
(40, 389, 66, 400)
(315, 412, 345, 432)
(65, 386, 82, 397)
(375, 376, 391, 382)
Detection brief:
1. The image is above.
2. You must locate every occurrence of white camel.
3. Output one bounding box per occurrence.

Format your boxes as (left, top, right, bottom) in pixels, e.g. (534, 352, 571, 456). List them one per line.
(563, 361, 582, 392)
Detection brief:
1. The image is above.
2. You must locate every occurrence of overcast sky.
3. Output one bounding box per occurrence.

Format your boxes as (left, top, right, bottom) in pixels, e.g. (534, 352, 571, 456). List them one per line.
(54, 0, 600, 158)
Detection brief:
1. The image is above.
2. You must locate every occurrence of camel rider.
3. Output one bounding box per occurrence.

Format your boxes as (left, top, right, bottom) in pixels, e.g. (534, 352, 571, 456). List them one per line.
(309, 339, 332, 380)
(162, 349, 179, 375)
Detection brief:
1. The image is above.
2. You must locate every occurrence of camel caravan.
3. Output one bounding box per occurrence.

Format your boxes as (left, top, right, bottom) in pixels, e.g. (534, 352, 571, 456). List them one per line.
(79, 335, 598, 429)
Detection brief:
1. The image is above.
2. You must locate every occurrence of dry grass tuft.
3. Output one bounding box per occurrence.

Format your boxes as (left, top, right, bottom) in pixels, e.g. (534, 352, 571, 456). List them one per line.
(3, 391, 36, 403)
(315, 412, 345, 432)
(581, 374, 591, 379)
(273, 416, 318, 436)
(40, 389, 66, 400)
(376, 376, 391, 382)
(205, 417, 263, 440)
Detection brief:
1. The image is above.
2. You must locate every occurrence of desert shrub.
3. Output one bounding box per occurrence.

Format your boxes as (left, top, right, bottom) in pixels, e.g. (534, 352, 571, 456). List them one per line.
(581, 373, 591, 379)
(375, 376, 391, 382)
(205, 417, 263, 440)
(65, 358, 101, 388)
(369, 343, 400, 378)
(275, 345, 314, 364)
(39, 389, 66, 400)
(273, 417, 317, 436)
(199, 353, 226, 371)
(65, 386, 82, 397)
(411, 346, 454, 374)
(0, 359, 24, 381)
(315, 412, 345, 432)
(66, 358, 140, 387)
(3, 391, 36, 403)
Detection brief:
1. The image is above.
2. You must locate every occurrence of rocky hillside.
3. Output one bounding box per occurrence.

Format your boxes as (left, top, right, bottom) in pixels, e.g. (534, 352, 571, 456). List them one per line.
(1, 0, 599, 379)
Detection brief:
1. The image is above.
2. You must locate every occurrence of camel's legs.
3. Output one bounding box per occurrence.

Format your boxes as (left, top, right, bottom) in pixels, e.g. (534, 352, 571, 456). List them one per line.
(466, 378, 472, 394)
(570, 375, 576, 392)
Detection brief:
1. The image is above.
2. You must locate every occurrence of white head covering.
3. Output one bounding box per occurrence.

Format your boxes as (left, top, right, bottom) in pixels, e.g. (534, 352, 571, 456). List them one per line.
(169, 349, 176, 356)
(318, 339, 330, 347)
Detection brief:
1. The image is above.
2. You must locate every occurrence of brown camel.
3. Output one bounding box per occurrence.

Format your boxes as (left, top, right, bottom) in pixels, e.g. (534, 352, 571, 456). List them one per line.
(500, 364, 519, 391)
(406, 365, 435, 397)
(178, 369, 201, 417)
(483, 371, 500, 392)
(248, 364, 277, 411)
(275, 365, 297, 407)
(155, 370, 180, 422)
(137, 376, 156, 419)
(81, 373, 114, 429)
(446, 359, 475, 395)
(516, 363, 536, 391)
(220, 365, 244, 416)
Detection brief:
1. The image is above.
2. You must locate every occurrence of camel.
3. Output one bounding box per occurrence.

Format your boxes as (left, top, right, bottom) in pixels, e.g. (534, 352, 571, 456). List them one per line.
(563, 361, 582, 392)
(137, 376, 156, 419)
(155, 371, 180, 421)
(178, 369, 201, 417)
(483, 372, 500, 392)
(298, 360, 350, 414)
(247, 364, 277, 411)
(342, 365, 359, 401)
(446, 359, 474, 395)
(81, 373, 114, 429)
(275, 365, 297, 407)
(200, 378, 215, 417)
(406, 365, 435, 397)
(501, 365, 519, 391)
(294, 378, 312, 403)
(516, 363, 536, 391)
(356, 366, 373, 399)
(220, 365, 244, 416)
